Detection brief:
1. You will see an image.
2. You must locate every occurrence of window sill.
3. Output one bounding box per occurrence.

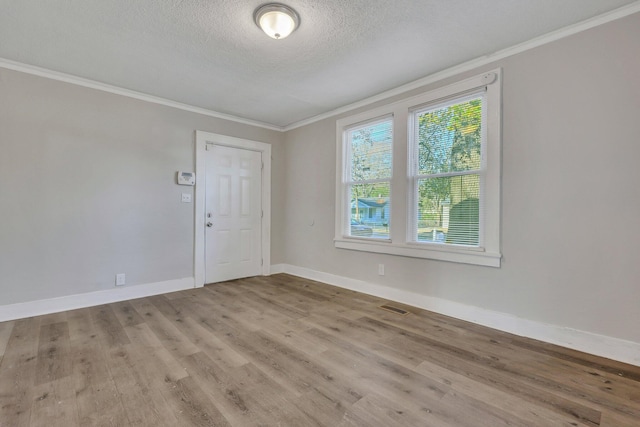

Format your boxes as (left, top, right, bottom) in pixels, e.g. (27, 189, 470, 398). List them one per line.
(334, 238, 501, 267)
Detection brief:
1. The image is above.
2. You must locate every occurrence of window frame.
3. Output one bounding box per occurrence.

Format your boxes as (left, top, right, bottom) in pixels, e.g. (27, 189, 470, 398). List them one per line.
(338, 114, 394, 242)
(335, 69, 502, 267)
(407, 90, 487, 248)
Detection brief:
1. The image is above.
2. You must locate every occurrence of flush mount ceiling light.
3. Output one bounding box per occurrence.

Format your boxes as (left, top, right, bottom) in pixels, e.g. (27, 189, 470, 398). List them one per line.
(254, 3, 300, 40)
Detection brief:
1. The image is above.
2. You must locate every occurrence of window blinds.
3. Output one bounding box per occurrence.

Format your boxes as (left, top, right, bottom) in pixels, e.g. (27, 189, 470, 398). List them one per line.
(412, 93, 485, 246)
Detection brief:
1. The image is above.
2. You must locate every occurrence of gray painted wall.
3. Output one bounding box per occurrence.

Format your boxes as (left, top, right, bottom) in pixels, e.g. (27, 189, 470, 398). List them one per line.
(281, 13, 640, 344)
(0, 68, 285, 305)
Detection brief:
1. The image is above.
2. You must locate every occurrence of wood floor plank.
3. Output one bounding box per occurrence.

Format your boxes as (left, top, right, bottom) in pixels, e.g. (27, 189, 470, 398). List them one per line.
(197, 288, 272, 332)
(209, 285, 313, 331)
(1, 274, 639, 426)
(0, 317, 41, 426)
(380, 331, 603, 425)
(127, 297, 200, 358)
(350, 315, 609, 425)
(65, 308, 95, 344)
(67, 307, 130, 426)
(90, 304, 131, 348)
(180, 315, 250, 369)
(71, 340, 129, 426)
(0, 321, 15, 362)
(29, 376, 78, 427)
(304, 329, 526, 426)
(600, 409, 640, 426)
(232, 286, 310, 319)
(509, 337, 640, 383)
(179, 351, 259, 425)
(164, 376, 231, 427)
(415, 357, 595, 426)
(102, 344, 178, 426)
(110, 300, 145, 328)
(275, 274, 352, 301)
(346, 391, 451, 427)
(147, 295, 250, 369)
(490, 351, 640, 418)
(196, 288, 327, 357)
(34, 322, 72, 385)
(38, 312, 67, 326)
(223, 360, 318, 426)
(124, 322, 188, 381)
(179, 351, 317, 426)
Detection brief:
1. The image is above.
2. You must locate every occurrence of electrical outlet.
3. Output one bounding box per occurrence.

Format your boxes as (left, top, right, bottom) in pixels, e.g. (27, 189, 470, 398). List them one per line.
(115, 273, 126, 286)
(378, 264, 385, 276)
(181, 193, 192, 203)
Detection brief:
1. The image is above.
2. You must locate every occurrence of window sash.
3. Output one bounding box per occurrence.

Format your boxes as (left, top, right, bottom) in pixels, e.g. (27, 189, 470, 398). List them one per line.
(342, 115, 393, 240)
(344, 115, 393, 184)
(409, 91, 487, 248)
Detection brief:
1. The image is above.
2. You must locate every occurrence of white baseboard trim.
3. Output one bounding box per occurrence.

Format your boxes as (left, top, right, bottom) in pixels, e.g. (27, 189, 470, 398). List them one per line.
(270, 264, 286, 274)
(0, 277, 195, 322)
(274, 264, 640, 367)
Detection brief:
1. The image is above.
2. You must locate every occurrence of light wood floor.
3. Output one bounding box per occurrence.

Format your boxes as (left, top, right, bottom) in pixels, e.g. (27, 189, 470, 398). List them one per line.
(0, 274, 639, 426)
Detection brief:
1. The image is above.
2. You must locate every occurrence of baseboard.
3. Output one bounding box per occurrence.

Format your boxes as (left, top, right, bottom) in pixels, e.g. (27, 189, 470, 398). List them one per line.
(275, 264, 640, 367)
(0, 277, 195, 322)
(270, 264, 286, 274)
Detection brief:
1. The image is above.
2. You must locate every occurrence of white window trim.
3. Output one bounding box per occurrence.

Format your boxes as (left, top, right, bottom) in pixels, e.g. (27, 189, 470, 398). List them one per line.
(335, 69, 502, 267)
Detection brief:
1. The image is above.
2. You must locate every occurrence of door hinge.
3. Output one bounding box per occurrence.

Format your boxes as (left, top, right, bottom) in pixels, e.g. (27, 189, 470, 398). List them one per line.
(261, 161, 264, 170)
(261, 210, 264, 219)
(261, 259, 264, 266)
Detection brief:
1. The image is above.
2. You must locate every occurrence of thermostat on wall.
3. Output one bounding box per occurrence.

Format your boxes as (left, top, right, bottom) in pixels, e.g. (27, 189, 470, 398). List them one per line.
(177, 171, 195, 186)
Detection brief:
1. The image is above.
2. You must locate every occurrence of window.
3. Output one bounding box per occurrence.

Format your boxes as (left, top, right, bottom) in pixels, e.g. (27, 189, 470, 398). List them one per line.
(335, 70, 502, 267)
(342, 117, 392, 240)
(410, 93, 484, 247)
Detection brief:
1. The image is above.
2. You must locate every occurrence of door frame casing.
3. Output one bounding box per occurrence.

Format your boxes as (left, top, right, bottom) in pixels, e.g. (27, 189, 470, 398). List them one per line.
(194, 130, 271, 287)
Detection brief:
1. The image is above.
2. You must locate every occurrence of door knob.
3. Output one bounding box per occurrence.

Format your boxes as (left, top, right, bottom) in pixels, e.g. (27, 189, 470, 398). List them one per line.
(206, 222, 213, 228)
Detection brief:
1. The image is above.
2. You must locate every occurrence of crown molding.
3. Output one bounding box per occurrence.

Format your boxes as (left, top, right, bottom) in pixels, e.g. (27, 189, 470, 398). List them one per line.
(0, 58, 284, 132)
(1, 1, 638, 133)
(282, 1, 640, 131)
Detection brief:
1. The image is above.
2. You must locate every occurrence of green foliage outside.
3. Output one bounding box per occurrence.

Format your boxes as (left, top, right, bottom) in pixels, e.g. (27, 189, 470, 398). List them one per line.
(417, 98, 482, 240)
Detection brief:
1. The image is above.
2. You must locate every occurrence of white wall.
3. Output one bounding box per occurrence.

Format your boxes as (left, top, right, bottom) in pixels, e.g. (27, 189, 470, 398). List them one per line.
(0, 68, 285, 306)
(281, 12, 640, 345)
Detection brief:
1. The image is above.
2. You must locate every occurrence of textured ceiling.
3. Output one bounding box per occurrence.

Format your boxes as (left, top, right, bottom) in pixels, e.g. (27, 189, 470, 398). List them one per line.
(0, 0, 637, 127)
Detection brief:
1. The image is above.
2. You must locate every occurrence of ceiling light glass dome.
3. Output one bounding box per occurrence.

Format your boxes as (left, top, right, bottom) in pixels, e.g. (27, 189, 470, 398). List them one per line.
(254, 3, 300, 40)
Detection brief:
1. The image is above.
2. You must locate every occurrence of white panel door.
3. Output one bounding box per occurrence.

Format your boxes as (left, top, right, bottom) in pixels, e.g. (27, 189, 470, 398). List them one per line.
(205, 144, 262, 283)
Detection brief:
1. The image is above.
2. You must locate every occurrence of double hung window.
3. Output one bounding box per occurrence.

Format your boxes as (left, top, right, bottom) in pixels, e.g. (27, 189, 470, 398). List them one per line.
(335, 70, 502, 267)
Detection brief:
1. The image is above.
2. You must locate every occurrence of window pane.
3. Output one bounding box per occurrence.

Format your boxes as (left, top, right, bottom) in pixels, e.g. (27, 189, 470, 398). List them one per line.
(417, 97, 482, 175)
(350, 182, 390, 239)
(349, 119, 392, 181)
(417, 174, 479, 246)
